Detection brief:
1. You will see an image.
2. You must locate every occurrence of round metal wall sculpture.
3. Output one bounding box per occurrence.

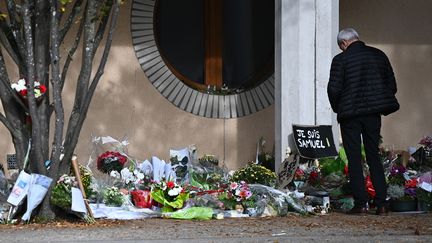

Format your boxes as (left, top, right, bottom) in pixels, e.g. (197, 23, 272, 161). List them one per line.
(130, 0, 274, 118)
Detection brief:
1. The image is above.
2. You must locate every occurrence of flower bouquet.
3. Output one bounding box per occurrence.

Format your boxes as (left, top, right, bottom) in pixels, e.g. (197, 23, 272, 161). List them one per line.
(51, 174, 78, 210)
(387, 164, 418, 211)
(150, 180, 189, 212)
(232, 163, 277, 187)
(97, 151, 127, 174)
(419, 135, 432, 165)
(103, 186, 124, 207)
(11, 78, 47, 103)
(51, 170, 95, 223)
(110, 167, 154, 208)
(217, 181, 254, 211)
(189, 156, 226, 191)
(417, 172, 432, 211)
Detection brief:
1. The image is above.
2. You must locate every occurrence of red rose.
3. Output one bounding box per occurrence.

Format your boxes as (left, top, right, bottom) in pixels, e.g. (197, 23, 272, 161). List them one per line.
(365, 175, 376, 198)
(308, 171, 319, 184)
(39, 85, 47, 93)
(19, 89, 28, 97)
(405, 179, 417, 188)
(343, 165, 349, 176)
(167, 181, 175, 189)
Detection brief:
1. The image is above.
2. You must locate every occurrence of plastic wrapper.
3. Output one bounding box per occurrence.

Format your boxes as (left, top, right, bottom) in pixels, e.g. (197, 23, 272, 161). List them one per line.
(418, 172, 432, 184)
(163, 207, 214, 220)
(317, 172, 347, 192)
(87, 136, 132, 177)
(89, 203, 161, 219)
(248, 184, 308, 216)
(170, 148, 190, 182)
(22, 174, 53, 221)
(7, 171, 31, 206)
(188, 156, 228, 191)
(0, 170, 10, 202)
(186, 192, 225, 209)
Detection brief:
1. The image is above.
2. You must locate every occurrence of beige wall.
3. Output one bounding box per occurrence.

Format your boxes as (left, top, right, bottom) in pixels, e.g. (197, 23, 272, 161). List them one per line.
(340, 0, 432, 150)
(0, 1, 275, 172)
(3, 0, 431, 172)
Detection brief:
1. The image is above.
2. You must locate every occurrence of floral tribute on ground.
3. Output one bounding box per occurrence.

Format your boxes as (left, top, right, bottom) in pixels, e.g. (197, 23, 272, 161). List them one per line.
(4, 134, 432, 223)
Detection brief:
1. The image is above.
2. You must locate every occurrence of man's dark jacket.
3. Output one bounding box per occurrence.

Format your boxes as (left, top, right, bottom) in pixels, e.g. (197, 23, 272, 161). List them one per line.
(327, 41, 399, 122)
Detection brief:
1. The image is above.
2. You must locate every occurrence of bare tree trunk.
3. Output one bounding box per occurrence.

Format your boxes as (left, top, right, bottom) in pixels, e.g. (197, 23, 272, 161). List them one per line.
(0, 0, 122, 220)
(34, 0, 51, 161)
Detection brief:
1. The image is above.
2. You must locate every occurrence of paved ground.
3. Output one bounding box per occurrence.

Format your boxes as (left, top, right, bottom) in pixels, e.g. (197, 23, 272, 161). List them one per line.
(0, 212, 431, 242)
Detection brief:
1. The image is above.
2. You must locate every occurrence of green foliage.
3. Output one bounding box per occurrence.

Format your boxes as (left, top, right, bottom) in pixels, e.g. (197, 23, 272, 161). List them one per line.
(78, 165, 95, 198)
(319, 157, 345, 177)
(103, 187, 124, 206)
(417, 188, 432, 203)
(51, 182, 73, 209)
(388, 174, 405, 186)
(217, 191, 238, 210)
(232, 164, 276, 187)
(151, 189, 189, 213)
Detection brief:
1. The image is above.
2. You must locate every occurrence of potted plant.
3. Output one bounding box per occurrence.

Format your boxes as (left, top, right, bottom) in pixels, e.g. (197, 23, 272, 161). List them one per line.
(387, 164, 417, 212)
(419, 135, 432, 165)
(231, 163, 277, 187)
(416, 187, 432, 211)
(416, 172, 432, 211)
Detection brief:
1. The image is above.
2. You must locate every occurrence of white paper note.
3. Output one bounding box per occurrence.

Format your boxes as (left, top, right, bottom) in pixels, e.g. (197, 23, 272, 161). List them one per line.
(71, 187, 87, 213)
(7, 171, 31, 206)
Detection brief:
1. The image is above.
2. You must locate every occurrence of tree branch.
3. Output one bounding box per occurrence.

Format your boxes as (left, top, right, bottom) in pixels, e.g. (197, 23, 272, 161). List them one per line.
(93, 3, 112, 51)
(5, 0, 27, 69)
(59, 0, 84, 43)
(0, 13, 25, 72)
(22, 0, 46, 174)
(60, 13, 85, 92)
(62, 0, 120, 168)
(34, 0, 52, 160)
(0, 49, 29, 113)
(72, 0, 97, 111)
(0, 111, 18, 137)
(48, 0, 65, 176)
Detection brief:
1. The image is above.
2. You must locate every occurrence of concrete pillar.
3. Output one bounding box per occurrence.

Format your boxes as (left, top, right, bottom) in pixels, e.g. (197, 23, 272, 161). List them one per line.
(275, 0, 339, 172)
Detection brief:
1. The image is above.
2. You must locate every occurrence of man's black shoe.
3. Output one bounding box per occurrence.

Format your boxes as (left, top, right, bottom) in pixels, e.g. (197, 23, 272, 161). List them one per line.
(346, 206, 368, 215)
(375, 206, 389, 215)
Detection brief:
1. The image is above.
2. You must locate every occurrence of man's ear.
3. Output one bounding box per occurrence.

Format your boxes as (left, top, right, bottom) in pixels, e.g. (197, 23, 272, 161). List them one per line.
(340, 40, 348, 51)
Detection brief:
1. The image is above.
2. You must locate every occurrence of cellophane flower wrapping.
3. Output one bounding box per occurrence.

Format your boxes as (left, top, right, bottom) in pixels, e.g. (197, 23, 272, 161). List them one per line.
(188, 155, 228, 191)
(163, 207, 214, 220)
(248, 184, 308, 216)
(217, 181, 254, 210)
(150, 180, 189, 212)
(87, 136, 135, 205)
(103, 186, 124, 207)
(87, 136, 131, 175)
(22, 174, 52, 221)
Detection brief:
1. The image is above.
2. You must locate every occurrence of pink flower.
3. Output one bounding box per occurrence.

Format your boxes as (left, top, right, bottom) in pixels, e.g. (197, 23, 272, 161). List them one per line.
(230, 182, 238, 190)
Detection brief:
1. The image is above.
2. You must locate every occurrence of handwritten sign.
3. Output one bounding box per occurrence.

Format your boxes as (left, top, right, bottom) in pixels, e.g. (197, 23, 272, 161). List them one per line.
(292, 124, 338, 159)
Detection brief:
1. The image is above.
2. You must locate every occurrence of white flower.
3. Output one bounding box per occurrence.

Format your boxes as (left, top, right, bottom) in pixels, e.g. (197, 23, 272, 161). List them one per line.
(11, 79, 27, 92)
(136, 172, 144, 180)
(168, 188, 180, 196)
(110, 170, 120, 179)
(121, 167, 133, 182)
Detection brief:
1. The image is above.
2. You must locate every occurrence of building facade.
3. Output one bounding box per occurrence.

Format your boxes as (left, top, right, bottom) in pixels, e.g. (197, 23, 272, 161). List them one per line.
(0, 0, 431, 173)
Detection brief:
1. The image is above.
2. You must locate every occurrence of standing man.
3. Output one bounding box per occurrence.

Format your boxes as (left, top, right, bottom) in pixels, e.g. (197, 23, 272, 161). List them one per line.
(327, 28, 399, 215)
